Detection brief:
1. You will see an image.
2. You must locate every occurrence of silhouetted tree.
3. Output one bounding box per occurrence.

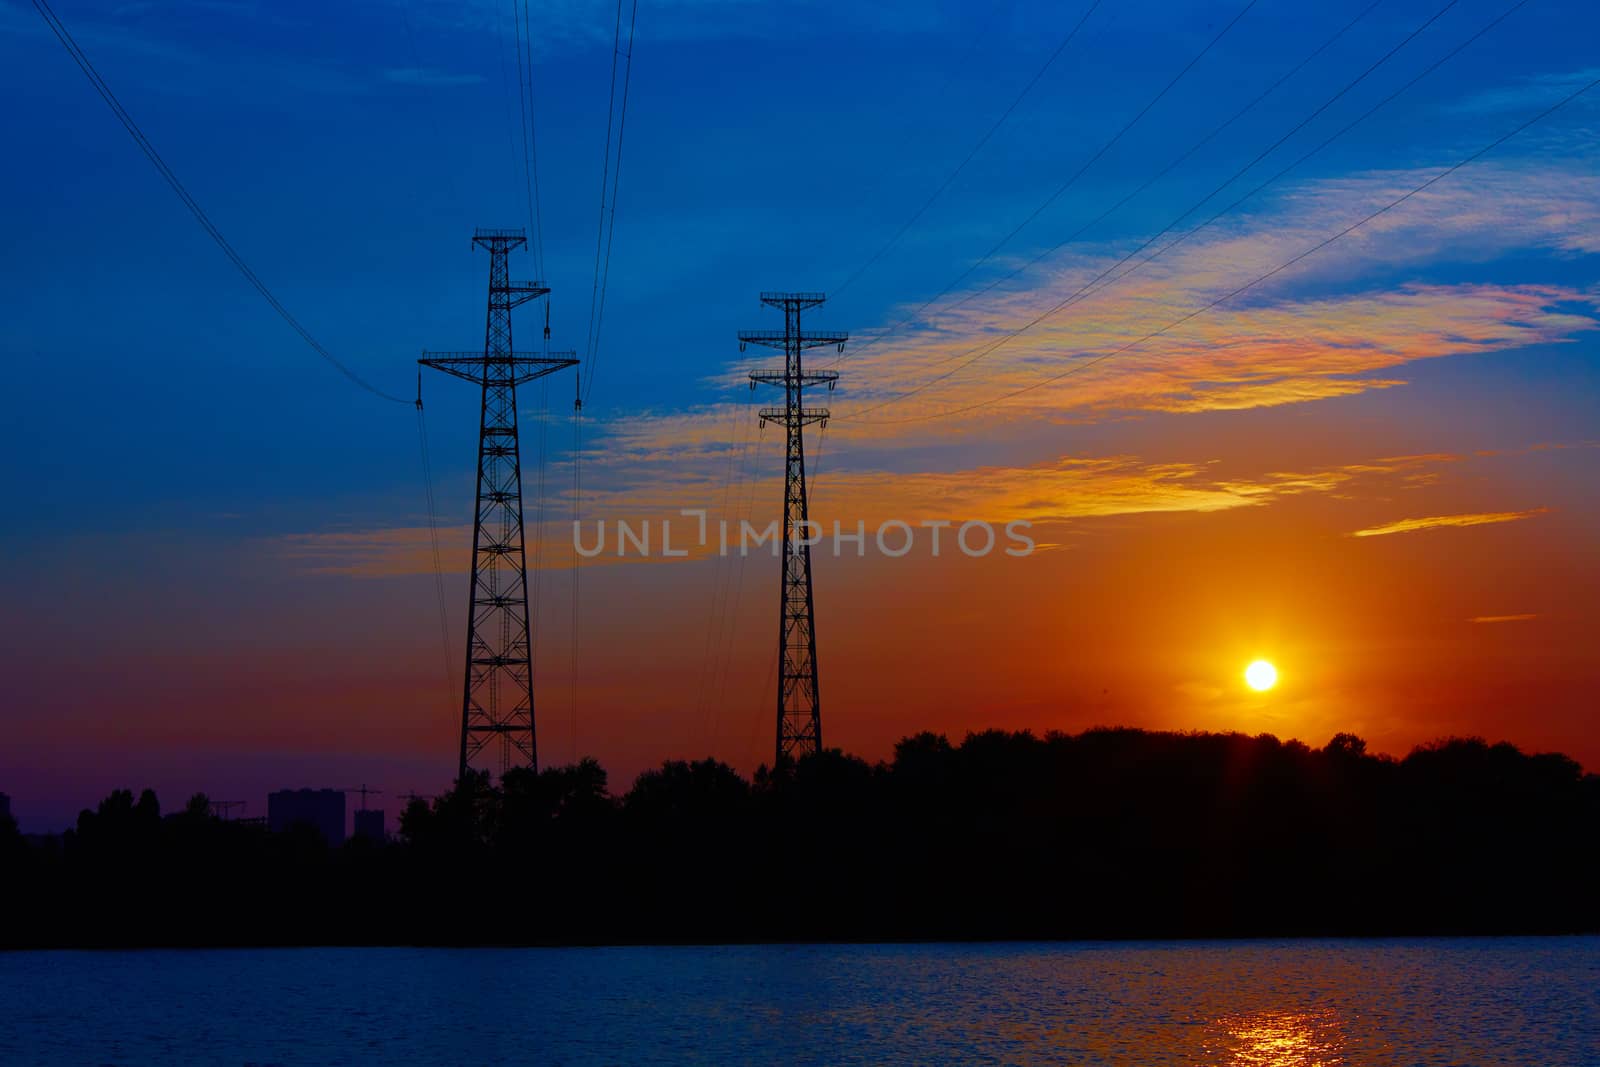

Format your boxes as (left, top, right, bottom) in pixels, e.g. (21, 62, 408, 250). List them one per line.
(397, 794, 433, 843)
(626, 758, 748, 822)
(496, 759, 615, 850)
(0, 808, 23, 866)
(5, 727, 1597, 948)
(182, 793, 213, 822)
(1327, 732, 1368, 759)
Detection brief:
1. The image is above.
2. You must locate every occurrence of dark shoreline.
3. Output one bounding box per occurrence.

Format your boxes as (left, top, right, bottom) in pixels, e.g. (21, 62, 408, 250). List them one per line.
(5, 726, 1595, 951)
(6, 931, 1600, 953)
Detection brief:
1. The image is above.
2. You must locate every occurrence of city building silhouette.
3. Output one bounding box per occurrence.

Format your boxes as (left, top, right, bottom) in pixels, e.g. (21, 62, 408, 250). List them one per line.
(267, 788, 345, 845)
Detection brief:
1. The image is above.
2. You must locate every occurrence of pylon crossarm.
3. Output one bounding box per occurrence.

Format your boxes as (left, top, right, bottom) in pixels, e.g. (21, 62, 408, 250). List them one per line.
(472, 227, 526, 246)
(421, 349, 576, 361)
(419, 352, 579, 386)
(757, 406, 830, 426)
(499, 281, 551, 308)
(759, 291, 826, 308)
(737, 330, 849, 350)
(750, 369, 837, 389)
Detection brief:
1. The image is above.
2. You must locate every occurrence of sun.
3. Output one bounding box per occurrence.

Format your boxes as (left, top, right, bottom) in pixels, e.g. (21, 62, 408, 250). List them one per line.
(1244, 659, 1279, 692)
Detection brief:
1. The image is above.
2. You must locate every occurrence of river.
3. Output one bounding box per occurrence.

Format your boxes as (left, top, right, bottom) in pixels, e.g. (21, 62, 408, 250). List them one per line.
(2, 938, 1595, 1064)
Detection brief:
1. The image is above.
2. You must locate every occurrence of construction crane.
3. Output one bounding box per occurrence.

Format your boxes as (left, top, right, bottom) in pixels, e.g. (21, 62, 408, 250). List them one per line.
(340, 785, 383, 810)
(208, 800, 247, 820)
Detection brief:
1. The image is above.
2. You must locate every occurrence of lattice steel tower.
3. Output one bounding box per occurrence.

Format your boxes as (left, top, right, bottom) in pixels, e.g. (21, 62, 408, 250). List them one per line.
(420, 228, 577, 780)
(742, 292, 846, 764)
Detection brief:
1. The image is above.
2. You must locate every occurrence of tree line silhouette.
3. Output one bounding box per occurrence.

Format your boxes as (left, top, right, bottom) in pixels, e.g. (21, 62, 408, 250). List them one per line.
(2, 728, 1595, 947)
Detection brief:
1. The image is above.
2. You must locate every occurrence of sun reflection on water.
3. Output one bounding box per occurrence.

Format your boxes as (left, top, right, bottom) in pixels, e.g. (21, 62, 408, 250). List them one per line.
(1207, 1009, 1346, 1066)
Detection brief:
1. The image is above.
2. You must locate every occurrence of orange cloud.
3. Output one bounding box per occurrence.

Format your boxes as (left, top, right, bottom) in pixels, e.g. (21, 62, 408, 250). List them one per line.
(535, 160, 1600, 503)
(1350, 508, 1549, 538)
(276, 525, 472, 577)
(551, 162, 1600, 467)
(1469, 614, 1539, 624)
(825, 282, 1598, 433)
(279, 451, 1473, 577)
(799, 165, 1598, 435)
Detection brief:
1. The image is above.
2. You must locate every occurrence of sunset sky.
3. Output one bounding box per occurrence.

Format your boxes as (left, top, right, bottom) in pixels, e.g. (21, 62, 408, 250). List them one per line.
(2, 0, 1596, 829)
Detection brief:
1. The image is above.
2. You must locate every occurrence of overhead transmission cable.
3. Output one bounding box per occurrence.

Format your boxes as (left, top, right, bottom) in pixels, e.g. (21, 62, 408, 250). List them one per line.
(833, 0, 1016, 218)
(391, 2, 470, 698)
(581, 0, 640, 404)
(500, 0, 565, 734)
(831, 0, 1106, 298)
(570, 385, 584, 761)
(841, 0, 1260, 326)
(841, 0, 1387, 363)
(843, 0, 1504, 421)
(529, 377, 551, 672)
(510, 0, 547, 276)
(568, 0, 639, 756)
(696, 396, 756, 743)
(707, 422, 764, 747)
(30, 0, 408, 405)
(506, 0, 555, 688)
(415, 399, 456, 699)
(868, 65, 1596, 428)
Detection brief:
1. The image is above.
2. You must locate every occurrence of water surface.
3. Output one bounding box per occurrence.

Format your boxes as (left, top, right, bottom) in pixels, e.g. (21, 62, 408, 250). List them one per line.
(2, 938, 1595, 1064)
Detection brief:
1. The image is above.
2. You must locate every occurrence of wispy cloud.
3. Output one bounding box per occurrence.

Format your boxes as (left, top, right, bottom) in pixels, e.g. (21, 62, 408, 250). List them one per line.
(269, 146, 1598, 579)
(1474, 440, 1600, 458)
(607, 161, 1600, 459)
(2, 0, 382, 97)
(1350, 508, 1549, 539)
(818, 164, 1600, 434)
(1470, 614, 1539, 624)
(1446, 68, 1600, 116)
(276, 525, 470, 577)
(276, 451, 1473, 577)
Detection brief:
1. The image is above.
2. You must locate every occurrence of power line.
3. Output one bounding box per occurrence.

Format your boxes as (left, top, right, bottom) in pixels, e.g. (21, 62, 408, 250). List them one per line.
(747, 631, 778, 771)
(415, 399, 456, 700)
(809, 421, 829, 496)
(841, 0, 1381, 365)
(525, 292, 556, 693)
(831, 0, 1018, 221)
(509, 2, 536, 265)
(503, 2, 559, 754)
(707, 419, 764, 750)
(581, 0, 639, 404)
(31, 0, 408, 405)
(843, 0, 1503, 421)
(569, 0, 639, 757)
(527, 378, 551, 678)
(583, 0, 625, 376)
(570, 385, 584, 762)
(513, 29, 559, 762)
(510, 0, 547, 277)
(845, 0, 1260, 327)
(867, 69, 1598, 428)
(493, 2, 527, 216)
(831, 0, 1105, 298)
(695, 395, 756, 744)
(526, 0, 548, 277)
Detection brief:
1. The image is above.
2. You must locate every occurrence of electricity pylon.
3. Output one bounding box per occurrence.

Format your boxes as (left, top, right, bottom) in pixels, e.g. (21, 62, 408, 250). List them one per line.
(742, 292, 845, 765)
(420, 228, 577, 780)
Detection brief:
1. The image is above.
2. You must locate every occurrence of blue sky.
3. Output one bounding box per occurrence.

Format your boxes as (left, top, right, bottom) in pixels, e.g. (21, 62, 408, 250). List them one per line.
(2, 0, 1597, 827)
